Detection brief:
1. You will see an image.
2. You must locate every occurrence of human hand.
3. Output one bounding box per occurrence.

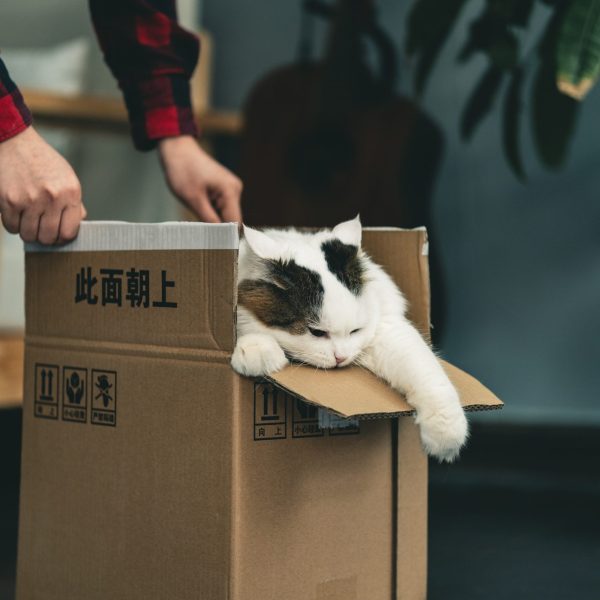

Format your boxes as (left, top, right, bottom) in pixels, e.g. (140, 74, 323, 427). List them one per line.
(158, 135, 242, 223)
(0, 127, 85, 244)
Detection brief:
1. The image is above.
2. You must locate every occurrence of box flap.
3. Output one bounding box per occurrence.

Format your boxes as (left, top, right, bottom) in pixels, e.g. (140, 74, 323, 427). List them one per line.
(267, 360, 502, 419)
(25, 222, 239, 353)
(362, 228, 430, 338)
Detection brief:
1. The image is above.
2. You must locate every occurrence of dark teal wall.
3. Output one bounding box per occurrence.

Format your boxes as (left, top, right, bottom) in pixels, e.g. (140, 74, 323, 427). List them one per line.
(204, 0, 600, 424)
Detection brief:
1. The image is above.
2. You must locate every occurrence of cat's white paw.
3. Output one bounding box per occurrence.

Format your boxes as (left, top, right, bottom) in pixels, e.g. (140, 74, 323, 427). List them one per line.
(414, 388, 469, 463)
(231, 334, 288, 377)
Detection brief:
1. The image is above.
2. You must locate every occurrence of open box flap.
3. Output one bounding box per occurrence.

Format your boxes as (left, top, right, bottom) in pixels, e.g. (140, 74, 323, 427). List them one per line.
(267, 360, 503, 419)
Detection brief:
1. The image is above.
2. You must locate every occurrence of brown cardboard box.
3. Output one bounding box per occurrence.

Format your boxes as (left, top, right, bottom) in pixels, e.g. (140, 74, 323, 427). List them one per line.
(17, 223, 501, 600)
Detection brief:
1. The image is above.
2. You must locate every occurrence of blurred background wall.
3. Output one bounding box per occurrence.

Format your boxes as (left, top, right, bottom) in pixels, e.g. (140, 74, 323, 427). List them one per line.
(203, 0, 600, 425)
(1, 0, 599, 425)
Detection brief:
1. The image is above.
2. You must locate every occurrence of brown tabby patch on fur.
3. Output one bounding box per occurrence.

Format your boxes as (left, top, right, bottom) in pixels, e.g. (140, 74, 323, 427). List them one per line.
(321, 240, 364, 294)
(238, 259, 324, 334)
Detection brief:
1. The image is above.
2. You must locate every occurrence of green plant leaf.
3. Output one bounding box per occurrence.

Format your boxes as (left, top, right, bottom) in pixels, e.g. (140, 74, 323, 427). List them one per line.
(502, 67, 526, 180)
(531, 0, 580, 167)
(556, 0, 600, 99)
(460, 65, 504, 140)
(406, 0, 468, 94)
(510, 0, 535, 27)
(532, 61, 580, 167)
(458, 10, 519, 69)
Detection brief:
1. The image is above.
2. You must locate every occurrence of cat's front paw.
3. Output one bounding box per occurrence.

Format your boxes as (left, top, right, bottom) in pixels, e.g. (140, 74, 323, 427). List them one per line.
(414, 389, 469, 463)
(231, 334, 288, 377)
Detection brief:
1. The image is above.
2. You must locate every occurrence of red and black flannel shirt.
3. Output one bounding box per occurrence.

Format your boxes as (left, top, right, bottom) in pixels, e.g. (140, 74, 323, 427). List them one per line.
(0, 0, 199, 150)
(0, 59, 32, 143)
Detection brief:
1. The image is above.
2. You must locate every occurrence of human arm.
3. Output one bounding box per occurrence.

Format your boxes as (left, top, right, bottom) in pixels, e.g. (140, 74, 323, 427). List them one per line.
(89, 0, 242, 223)
(0, 59, 85, 244)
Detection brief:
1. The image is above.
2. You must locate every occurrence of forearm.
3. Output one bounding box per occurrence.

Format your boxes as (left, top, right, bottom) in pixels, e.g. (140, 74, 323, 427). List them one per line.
(361, 318, 453, 400)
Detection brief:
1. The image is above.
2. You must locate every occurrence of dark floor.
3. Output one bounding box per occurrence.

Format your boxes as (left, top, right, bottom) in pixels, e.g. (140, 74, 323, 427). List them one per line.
(428, 424, 600, 599)
(1, 410, 599, 599)
(0, 409, 20, 600)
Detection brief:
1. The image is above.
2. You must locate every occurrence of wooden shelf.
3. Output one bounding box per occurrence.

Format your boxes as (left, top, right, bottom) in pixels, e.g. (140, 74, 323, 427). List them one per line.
(22, 89, 243, 137)
(0, 335, 23, 409)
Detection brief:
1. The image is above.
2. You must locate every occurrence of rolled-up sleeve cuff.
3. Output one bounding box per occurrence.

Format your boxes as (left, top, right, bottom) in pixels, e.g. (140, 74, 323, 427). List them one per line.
(0, 59, 33, 143)
(120, 74, 197, 151)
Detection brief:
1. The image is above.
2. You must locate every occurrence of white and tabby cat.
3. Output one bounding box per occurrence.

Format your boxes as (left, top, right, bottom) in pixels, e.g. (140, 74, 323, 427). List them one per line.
(231, 216, 468, 462)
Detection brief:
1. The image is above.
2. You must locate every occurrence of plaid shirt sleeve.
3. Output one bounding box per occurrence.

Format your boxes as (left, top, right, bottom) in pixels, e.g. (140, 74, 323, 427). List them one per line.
(0, 58, 33, 144)
(89, 0, 200, 151)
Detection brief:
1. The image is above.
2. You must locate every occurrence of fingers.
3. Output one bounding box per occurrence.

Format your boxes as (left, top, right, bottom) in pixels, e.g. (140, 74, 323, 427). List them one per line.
(0, 127, 83, 245)
(2, 197, 85, 246)
(0, 208, 20, 235)
(37, 208, 63, 245)
(215, 177, 243, 224)
(19, 208, 42, 243)
(4, 205, 81, 245)
(218, 188, 243, 224)
(58, 205, 83, 244)
(195, 194, 221, 224)
(0, 194, 83, 244)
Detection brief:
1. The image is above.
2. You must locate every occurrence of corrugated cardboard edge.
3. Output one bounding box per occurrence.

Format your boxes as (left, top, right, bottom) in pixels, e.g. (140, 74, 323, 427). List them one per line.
(266, 359, 503, 420)
(25, 221, 239, 252)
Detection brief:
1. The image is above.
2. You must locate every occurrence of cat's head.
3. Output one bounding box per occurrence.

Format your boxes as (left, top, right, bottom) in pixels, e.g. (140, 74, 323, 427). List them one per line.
(238, 216, 378, 369)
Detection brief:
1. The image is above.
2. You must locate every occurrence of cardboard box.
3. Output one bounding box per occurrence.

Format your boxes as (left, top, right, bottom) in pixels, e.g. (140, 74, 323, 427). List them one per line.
(17, 222, 501, 600)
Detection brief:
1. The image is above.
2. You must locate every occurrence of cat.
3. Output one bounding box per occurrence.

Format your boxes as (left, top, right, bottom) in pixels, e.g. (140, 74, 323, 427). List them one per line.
(231, 216, 468, 462)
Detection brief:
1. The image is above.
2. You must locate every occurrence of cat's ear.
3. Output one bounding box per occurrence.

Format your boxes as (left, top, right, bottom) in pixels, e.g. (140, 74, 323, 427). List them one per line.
(332, 215, 362, 247)
(243, 225, 280, 260)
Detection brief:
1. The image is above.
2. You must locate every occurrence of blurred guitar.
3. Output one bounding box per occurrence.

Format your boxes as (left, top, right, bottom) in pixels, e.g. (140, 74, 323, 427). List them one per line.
(239, 0, 442, 231)
(239, 0, 446, 337)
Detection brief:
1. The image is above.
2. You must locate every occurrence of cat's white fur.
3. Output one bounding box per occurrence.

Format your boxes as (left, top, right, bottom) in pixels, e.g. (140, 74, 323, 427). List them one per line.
(232, 216, 468, 462)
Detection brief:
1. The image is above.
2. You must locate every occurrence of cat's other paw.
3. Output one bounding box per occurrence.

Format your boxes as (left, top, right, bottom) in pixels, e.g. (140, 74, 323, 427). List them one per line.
(231, 334, 288, 377)
(414, 388, 469, 463)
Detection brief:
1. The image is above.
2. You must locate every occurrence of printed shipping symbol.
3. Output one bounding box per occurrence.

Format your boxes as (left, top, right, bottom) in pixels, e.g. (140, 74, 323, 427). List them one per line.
(62, 367, 87, 423)
(95, 375, 113, 407)
(253, 382, 287, 440)
(34, 364, 59, 420)
(261, 385, 281, 421)
(39, 368, 54, 401)
(91, 370, 117, 427)
(66, 372, 85, 405)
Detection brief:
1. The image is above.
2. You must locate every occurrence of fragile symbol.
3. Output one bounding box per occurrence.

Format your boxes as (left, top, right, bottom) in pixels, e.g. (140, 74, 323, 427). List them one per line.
(295, 400, 318, 421)
(292, 399, 323, 438)
(95, 375, 113, 407)
(62, 367, 88, 423)
(66, 371, 85, 405)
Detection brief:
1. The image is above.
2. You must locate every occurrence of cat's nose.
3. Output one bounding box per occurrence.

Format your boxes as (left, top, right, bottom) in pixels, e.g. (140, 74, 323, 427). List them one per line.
(335, 354, 347, 365)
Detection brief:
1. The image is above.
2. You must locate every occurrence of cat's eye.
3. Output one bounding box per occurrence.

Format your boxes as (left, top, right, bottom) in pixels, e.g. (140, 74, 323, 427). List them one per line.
(350, 328, 361, 334)
(308, 327, 328, 338)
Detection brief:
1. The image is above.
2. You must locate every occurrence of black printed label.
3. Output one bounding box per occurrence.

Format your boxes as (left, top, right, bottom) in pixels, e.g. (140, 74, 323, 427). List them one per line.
(292, 399, 324, 438)
(91, 370, 117, 427)
(254, 382, 287, 440)
(62, 367, 88, 423)
(34, 364, 59, 420)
